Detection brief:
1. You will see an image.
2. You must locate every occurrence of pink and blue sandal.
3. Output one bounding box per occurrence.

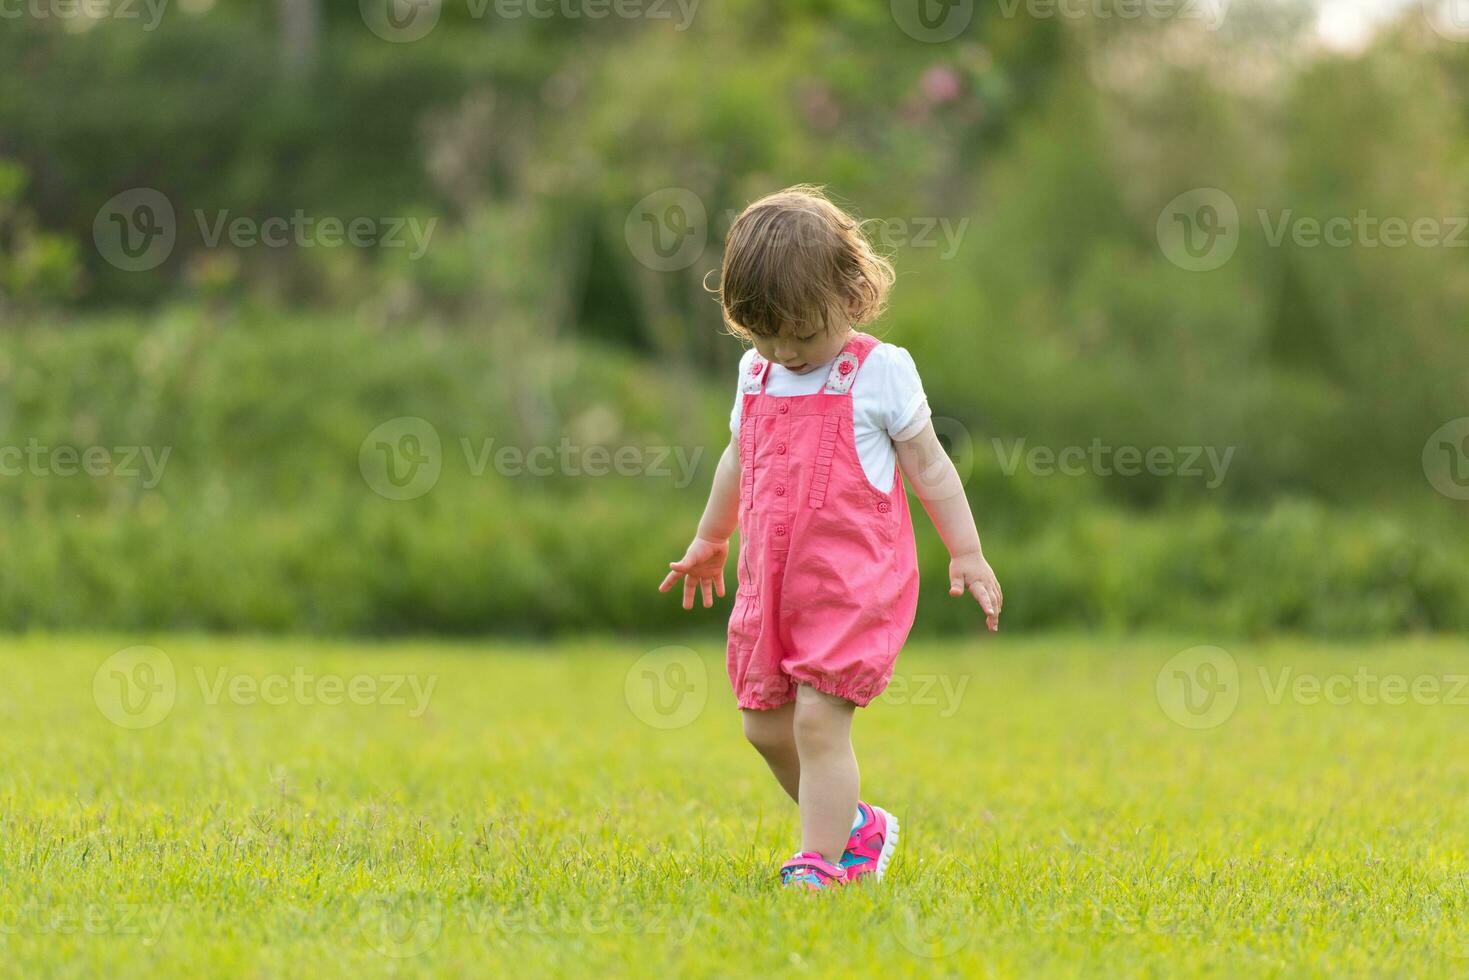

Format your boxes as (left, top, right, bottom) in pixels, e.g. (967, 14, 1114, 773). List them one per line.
(839, 801, 900, 882)
(779, 851, 848, 890)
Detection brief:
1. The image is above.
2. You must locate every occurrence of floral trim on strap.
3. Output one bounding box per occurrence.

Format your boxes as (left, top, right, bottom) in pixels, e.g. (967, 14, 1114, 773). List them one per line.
(822, 351, 861, 395)
(742, 355, 769, 394)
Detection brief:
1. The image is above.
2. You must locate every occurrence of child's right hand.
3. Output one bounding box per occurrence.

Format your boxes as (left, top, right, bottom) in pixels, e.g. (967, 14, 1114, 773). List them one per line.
(658, 536, 729, 610)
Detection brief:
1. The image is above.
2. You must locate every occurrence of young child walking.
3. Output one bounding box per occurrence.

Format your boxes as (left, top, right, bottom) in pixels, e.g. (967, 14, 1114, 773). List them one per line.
(658, 186, 1002, 889)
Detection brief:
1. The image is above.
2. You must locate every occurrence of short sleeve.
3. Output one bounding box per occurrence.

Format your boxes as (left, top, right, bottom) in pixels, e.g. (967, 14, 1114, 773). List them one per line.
(730, 348, 756, 436)
(874, 344, 931, 441)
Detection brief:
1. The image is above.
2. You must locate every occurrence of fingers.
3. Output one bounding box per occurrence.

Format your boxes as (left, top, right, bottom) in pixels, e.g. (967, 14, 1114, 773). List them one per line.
(682, 574, 695, 610)
(949, 578, 965, 597)
(968, 580, 995, 615)
(658, 568, 682, 593)
(716, 570, 726, 598)
(967, 580, 1002, 632)
(700, 578, 713, 608)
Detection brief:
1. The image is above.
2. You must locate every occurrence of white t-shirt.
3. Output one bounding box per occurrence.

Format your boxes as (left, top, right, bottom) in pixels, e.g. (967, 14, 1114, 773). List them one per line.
(730, 343, 932, 493)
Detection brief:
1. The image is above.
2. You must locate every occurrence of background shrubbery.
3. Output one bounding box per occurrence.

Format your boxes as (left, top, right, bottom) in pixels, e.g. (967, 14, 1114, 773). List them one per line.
(0, 1, 1465, 635)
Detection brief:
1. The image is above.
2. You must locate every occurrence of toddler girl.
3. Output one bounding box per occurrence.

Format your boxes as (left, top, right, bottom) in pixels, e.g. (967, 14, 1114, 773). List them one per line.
(658, 186, 1002, 889)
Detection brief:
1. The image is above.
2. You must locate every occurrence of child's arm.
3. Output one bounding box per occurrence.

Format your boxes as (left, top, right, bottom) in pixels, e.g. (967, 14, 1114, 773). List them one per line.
(895, 422, 1003, 631)
(658, 438, 740, 609)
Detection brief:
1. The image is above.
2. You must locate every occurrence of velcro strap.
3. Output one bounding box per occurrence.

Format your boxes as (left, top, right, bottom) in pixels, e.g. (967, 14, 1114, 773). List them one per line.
(780, 853, 846, 881)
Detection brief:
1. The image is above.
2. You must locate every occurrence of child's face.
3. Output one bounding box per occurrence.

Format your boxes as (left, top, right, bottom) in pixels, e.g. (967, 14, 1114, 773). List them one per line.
(752, 323, 852, 375)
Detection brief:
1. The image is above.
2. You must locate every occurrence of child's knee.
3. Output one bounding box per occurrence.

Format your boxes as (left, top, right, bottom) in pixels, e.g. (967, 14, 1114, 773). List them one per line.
(742, 709, 794, 756)
(791, 695, 853, 752)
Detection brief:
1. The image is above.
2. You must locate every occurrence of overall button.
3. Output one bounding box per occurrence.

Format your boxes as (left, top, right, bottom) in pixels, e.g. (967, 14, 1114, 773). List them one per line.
(774, 525, 786, 536)
(774, 485, 785, 496)
(776, 444, 786, 454)
(877, 501, 891, 513)
(778, 403, 790, 414)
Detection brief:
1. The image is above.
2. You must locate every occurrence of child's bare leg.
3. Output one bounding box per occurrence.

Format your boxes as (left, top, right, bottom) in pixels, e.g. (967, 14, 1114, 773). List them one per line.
(741, 702, 800, 802)
(792, 685, 859, 862)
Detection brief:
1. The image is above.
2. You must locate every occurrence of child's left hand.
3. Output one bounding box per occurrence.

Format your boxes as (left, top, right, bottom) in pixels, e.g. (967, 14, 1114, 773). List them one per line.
(948, 551, 1002, 632)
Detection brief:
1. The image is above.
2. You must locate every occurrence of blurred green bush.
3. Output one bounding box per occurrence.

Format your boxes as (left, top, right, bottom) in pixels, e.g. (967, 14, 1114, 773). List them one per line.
(0, 311, 1461, 636)
(0, 5, 1465, 634)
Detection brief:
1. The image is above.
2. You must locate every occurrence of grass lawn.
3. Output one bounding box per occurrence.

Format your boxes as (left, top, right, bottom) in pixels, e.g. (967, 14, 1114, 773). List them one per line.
(2, 633, 1468, 977)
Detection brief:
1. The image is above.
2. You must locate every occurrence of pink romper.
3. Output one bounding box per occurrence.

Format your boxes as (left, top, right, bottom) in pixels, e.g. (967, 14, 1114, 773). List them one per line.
(727, 331, 921, 710)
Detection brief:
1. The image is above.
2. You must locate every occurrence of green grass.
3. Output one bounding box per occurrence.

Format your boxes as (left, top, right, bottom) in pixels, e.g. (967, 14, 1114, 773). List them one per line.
(3, 633, 1468, 977)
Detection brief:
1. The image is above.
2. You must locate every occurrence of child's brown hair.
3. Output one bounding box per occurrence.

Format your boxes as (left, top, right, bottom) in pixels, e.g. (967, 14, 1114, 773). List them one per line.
(716, 185, 894, 342)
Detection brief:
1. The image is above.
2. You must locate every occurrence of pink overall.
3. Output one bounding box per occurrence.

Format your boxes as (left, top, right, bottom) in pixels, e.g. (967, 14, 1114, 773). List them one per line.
(728, 332, 920, 710)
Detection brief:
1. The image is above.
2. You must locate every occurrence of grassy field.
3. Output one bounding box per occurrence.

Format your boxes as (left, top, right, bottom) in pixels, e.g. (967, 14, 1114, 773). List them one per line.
(2, 633, 1468, 977)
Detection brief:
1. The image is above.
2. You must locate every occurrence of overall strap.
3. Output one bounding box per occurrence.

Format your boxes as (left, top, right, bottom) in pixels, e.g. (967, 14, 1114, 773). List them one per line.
(738, 352, 770, 506)
(809, 333, 879, 509)
(820, 332, 878, 395)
